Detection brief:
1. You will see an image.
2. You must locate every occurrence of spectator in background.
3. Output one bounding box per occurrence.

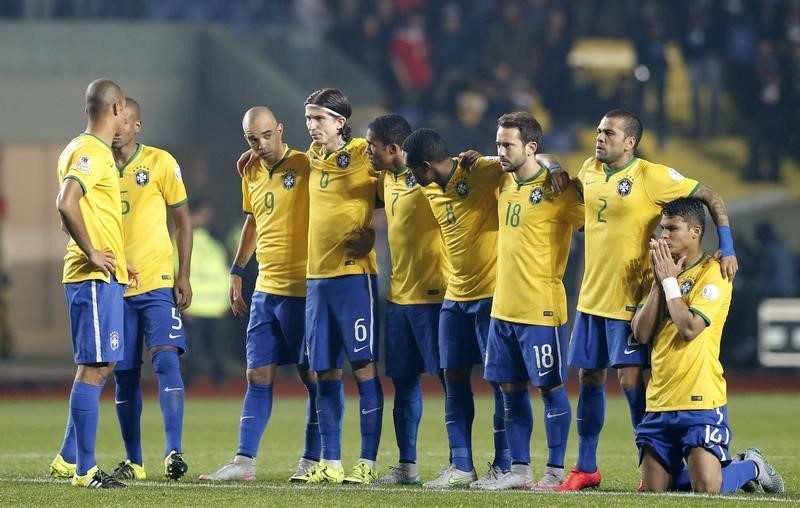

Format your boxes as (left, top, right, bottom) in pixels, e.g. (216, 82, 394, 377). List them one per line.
(390, 11, 432, 115)
(752, 221, 797, 298)
(181, 197, 230, 387)
(634, 0, 669, 148)
(681, 0, 724, 137)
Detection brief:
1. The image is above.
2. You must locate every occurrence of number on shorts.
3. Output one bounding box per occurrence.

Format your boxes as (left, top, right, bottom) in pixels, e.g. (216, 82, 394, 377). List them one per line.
(171, 307, 183, 330)
(532, 344, 555, 369)
(354, 318, 367, 342)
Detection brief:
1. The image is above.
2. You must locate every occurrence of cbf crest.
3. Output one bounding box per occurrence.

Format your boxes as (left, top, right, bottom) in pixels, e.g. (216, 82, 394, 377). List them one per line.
(109, 330, 120, 351)
(282, 169, 297, 190)
(529, 186, 544, 205)
(617, 177, 633, 197)
(134, 166, 150, 186)
(680, 277, 695, 295)
(337, 152, 351, 169)
(455, 179, 469, 198)
(405, 172, 417, 189)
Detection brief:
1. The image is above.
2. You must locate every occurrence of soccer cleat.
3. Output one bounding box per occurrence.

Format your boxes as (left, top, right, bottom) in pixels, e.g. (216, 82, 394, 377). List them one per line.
(111, 459, 146, 480)
(198, 455, 255, 481)
(469, 463, 504, 489)
(743, 448, 784, 494)
(529, 466, 565, 491)
(289, 457, 319, 483)
(72, 466, 126, 488)
(342, 461, 377, 484)
(164, 450, 188, 480)
(49, 454, 76, 479)
(422, 464, 477, 488)
(554, 466, 602, 491)
(373, 464, 421, 485)
(303, 463, 345, 484)
(471, 467, 531, 490)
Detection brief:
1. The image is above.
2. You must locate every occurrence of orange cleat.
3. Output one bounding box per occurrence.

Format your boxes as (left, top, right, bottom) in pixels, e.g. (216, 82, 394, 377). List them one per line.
(554, 467, 601, 492)
(635, 480, 645, 492)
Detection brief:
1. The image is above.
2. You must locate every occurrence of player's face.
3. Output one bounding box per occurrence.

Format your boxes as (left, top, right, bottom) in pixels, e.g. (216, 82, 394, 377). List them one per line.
(406, 159, 435, 186)
(305, 105, 345, 146)
(595, 116, 633, 165)
(496, 126, 530, 173)
(658, 215, 699, 257)
(112, 105, 141, 149)
(244, 117, 284, 163)
(365, 129, 394, 170)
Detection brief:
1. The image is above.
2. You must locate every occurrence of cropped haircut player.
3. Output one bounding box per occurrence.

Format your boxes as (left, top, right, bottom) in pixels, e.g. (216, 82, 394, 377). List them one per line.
(604, 109, 643, 149)
(402, 128, 449, 169)
(662, 197, 706, 240)
(367, 114, 412, 147)
(497, 111, 543, 145)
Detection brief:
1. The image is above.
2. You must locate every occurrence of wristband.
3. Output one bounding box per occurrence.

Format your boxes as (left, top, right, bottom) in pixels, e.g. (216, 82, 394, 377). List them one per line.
(662, 277, 681, 300)
(230, 264, 246, 277)
(548, 163, 564, 171)
(718, 225, 736, 257)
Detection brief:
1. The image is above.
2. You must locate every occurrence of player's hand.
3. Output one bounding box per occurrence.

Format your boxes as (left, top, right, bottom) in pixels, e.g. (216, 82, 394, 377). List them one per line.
(88, 249, 116, 277)
(126, 263, 140, 289)
(173, 274, 192, 311)
(650, 238, 685, 282)
(712, 249, 739, 282)
(236, 149, 256, 178)
(547, 168, 569, 195)
(458, 150, 482, 169)
(345, 227, 376, 258)
(229, 275, 248, 316)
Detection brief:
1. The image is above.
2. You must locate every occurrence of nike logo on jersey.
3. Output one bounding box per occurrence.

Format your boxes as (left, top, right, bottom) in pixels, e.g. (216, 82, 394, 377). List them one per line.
(538, 369, 553, 377)
(546, 411, 568, 419)
(623, 348, 638, 355)
(361, 407, 380, 415)
(354, 345, 370, 353)
(163, 387, 183, 392)
(169, 333, 181, 339)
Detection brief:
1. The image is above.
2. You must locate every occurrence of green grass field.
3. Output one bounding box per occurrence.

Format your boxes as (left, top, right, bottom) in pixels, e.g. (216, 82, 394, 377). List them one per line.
(0, 392, 796, 506)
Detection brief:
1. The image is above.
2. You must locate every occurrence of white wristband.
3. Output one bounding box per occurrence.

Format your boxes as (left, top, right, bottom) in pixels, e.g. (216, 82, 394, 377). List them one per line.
(662, 277, 681, 300)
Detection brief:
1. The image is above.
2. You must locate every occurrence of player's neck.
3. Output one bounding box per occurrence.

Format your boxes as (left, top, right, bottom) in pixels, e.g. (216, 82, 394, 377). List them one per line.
(512, 161, 540, 182)
(264, 143, 288, 166)
(676, 248, 704, 271)
(85, 118, 115, 147)
(113, 142, 139, 166)
(605, 153, 635, 170)
(323, 137, 346, 154)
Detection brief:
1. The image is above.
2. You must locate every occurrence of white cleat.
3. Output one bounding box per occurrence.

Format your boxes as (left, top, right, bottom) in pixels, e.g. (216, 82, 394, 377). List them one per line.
(468, 463, 504, 489)
(373, 463, 421, 485)
(198, 455, 255, 481)
(744, 448, 784, 494)
(471, 464, 531, 491)
(422, 464, 477, 488)
(529, 466, 564, 491)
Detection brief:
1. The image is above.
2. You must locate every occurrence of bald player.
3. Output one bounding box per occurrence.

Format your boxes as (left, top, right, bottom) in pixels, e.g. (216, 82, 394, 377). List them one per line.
(50, 79, 134, 488)
(200, 106, 321, 482)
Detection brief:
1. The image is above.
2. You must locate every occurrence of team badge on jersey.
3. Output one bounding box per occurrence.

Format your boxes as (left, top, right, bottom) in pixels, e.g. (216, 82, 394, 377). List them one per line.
(668, 167, 685, 181)
(680, 277, 695, 295)
(337, 152, 351, 169)
(73, 155, 91, 174)
(134, 167, 150, 186)
(617, 177, 633, 197)
(701, 284, 720, 301)
(455, 179, 469, 198)
(529, 186, 544, 204)
(406, 172, 417, 189)
(282, 169, 297, 190)
(110, 330, 120, 351)
(174, 165, 183, 181)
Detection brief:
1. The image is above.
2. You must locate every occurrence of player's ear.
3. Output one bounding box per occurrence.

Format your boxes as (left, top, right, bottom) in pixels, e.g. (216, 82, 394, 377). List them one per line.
(526, 141, 537, 156)
(276, 122, 284, 135)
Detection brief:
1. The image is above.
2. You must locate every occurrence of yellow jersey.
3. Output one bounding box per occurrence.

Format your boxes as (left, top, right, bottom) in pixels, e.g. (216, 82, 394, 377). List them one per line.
(420, 157, 502, 301)
(117, 144, 187, 296)
(382, 169, 447, 304)
(646, 255, 731, 411)
(242, 146, 309, 297)
(492, 170, 584, 325)
(577, 157, 700, 320)
(306, 137, 379, 278)
(57, 133, 128, 285)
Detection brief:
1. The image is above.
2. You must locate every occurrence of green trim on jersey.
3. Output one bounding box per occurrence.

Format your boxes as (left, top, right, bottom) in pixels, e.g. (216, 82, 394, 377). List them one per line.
(64, 174, 87, 194)
(602, 156, 637, 182)
(81, 132, 111, 149)
(680, 253, 708, 274)
(512, 165, 547, 189)
(689, 307, 712, 326)
(391, 168, 409, 181)
(168, 197, 189, 208)
(266, 145, 291, 177)
(688, 181, 702, 196)
(115, 143, 143, 177)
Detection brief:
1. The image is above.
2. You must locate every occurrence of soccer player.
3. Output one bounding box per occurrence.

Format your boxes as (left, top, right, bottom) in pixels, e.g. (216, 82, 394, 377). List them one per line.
(480, 112, 583, 491)
(199, 106, 322, 482)
(107, 98, 192, 481)
(364, 114, 448, 484)
(295, 88, 384, 485)
(558, 109, 739, 491)
(50, 79, 133, 488)
(631, 197, 783, 494)
(401, 128, 512, 488)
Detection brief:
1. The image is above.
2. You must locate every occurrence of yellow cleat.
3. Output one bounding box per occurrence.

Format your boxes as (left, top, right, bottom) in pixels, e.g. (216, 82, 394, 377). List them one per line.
(72, 465, 126, 488)
(303, 463, 345, 484)
(112, 459, 147, 480)
(49, 454, 76, 479)
(343, 461, 377, 484)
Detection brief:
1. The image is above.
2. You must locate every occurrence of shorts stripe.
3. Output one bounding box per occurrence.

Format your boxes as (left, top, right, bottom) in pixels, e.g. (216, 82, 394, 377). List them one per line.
(91, 281, 101, 362)
(367, 273, 375, 354)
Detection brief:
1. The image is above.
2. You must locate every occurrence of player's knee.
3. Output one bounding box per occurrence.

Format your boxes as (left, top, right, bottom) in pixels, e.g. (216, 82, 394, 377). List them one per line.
(578, 368, 606, 386)
(152, 350, 180, 375)
(617, 366, 644, 391)
(246, 366, 274, 385)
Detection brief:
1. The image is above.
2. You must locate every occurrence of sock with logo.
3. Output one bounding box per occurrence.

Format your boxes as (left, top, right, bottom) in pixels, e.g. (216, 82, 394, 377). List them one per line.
(576, 384, 605, 473)
(721, 460, 759, 493)
(357, 377, 383, 461)
(58, 410, 77, 464)
(70, 381, 103, 475)
(317, 379, 344, 461)
(114, 368, 143, 465)
(542, 386, 571, 468)
(392, 377, 422, 463)
(235, 383, 273, 458)
(491, 383, 511, 471)
(623, 383, 646, 429)
(502, 389, 532, 464)
(445, 381, 474, 472)
(153, 350, 184, 456)
(302, 382, 321, 461)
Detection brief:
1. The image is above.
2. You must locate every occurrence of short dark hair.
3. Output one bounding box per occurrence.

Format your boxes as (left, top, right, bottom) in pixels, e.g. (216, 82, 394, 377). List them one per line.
(85, 79, 123, 119)
(604, 109, 643, 148)
(367, 114, 412, 146)
(305, 88, 353, 141)
(662, 197, 706, 239)
(402, 128, 449, 168)
(497, 111, 542, 145)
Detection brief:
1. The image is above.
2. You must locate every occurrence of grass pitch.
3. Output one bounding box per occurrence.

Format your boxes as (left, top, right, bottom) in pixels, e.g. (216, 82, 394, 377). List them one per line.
(0, 390, 797, 506)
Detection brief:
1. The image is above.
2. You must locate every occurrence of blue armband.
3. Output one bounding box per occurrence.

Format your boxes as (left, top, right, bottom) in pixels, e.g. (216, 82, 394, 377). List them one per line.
(230, 264, 246, 277)
(718, 225, 736, 257)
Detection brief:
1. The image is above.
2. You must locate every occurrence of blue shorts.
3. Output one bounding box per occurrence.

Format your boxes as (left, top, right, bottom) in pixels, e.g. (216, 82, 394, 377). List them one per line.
(567, 311, 648, 369)
(384, 302, 441, 378)
(439, 298, 492, 369)
(484, 318, 568, 388)
(305, 274, 378, 371)
(117, 288, 186, 370)
(64, 276, 125, 364)
(246, 291, 306, 369)
(636, 406, 732, 476)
